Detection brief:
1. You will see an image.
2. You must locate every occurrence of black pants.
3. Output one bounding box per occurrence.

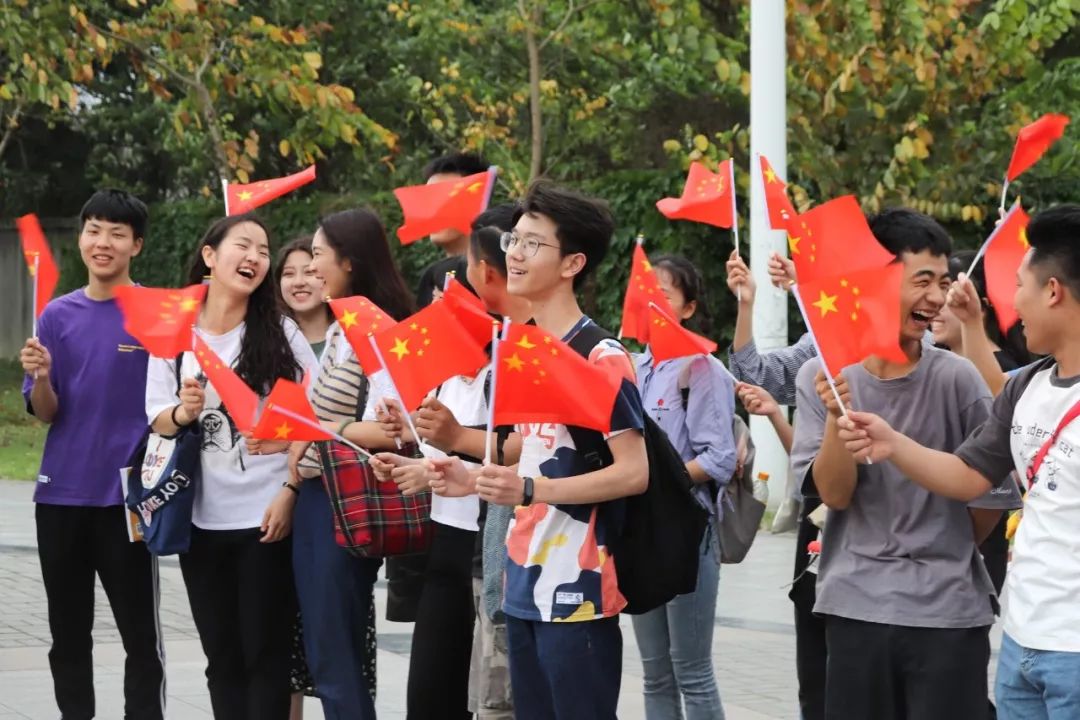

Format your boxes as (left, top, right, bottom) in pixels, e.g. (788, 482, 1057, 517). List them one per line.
(386, 551, 429, 622)
(790, 498, 826, 720)
(824, 615, 990, 720)
(179, 527, 294, 720)
(407, 522, 477, 720)
(35, 503, 165, 720)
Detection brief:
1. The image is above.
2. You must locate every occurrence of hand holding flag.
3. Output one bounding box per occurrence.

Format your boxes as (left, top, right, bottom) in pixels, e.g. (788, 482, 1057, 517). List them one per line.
(115, 284, 208, 357)
(225, 166, 317, 215)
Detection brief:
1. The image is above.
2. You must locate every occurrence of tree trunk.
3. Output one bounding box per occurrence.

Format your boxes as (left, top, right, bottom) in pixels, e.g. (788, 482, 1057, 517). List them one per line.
(523, 3, 544, 181)
(195, 83, 231, 180)
(0, 104, 24, 163)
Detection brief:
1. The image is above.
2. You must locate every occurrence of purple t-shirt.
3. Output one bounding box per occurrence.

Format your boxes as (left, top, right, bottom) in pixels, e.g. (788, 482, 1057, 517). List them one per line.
(22, 289, 150, 507)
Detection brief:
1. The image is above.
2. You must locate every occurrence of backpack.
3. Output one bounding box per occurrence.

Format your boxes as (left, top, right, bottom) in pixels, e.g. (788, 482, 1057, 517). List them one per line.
(677, 359, 763, 564)
(565, 322, 709, 615)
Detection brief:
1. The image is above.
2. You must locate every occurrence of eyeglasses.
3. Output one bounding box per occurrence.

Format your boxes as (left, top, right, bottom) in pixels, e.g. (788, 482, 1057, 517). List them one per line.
(500, 231, 560, 258)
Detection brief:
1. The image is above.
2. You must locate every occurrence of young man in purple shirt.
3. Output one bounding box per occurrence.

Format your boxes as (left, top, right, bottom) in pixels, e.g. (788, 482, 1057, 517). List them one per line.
(20, 189, 165, 720)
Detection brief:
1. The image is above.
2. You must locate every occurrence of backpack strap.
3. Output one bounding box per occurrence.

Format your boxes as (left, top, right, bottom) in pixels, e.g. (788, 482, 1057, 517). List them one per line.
(565, 321, 619, 471)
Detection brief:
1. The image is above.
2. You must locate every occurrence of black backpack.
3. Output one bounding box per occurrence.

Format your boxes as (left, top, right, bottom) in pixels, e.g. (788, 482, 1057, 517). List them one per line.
(565, 323, 709, 615)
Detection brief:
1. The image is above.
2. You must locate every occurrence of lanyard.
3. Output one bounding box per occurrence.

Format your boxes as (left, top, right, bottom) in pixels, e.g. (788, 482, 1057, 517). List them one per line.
(1025, 397, 1080, 489)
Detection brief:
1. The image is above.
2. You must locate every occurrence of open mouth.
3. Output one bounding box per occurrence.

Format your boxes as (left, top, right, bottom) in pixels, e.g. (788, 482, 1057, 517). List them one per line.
(237, 267, 256, 280)
(911, 310, 936, 328)
(91, 254, 113, 264)
(291, 289, 312, 300)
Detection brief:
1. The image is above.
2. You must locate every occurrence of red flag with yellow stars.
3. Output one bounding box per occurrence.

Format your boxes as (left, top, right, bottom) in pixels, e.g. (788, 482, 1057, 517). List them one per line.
(981, 201, 1031, 334)
(647, 303, 717, 365)
(759, 154, 798, 232)
(114, 284, 208, 358)
(619, 243, 675, 342)
(192, 334, 259, 432)
(16, 214, 60, 319)
(372, 300, 489, 410)
(251, 378, 333, 442)
(442, 278, 500, 349)
(794, 263, 906, 377)
(492, 323, 621, 433)
(328, 295, 395, 375)
(656, 159, 735, 228)
(226, 166, 316, 216)
(393, 168, 497, 245)
(1006, 114, 1070, 182)
(787, 195, 894, 285)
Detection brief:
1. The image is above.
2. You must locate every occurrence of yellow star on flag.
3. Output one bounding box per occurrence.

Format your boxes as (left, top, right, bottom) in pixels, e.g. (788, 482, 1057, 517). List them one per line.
(180, 297, 199, 313)
(340, 309, 358, 330)
(812, 290, 839, 317)
(273, 422, 293, 440)
(238, 191, 253, 201)
(1019, 227, 1029, 249)
(504, 353, 525, 372)
(788, 234, 801, 255)
(764, 167, 778, 184)
(516, 334, 537, 350)
(390, 338, 410, 361)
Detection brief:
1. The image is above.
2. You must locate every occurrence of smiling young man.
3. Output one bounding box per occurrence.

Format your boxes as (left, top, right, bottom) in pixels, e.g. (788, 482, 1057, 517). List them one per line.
(837, 205, 1080, 720)
(466, 180, 648, 720)
(789, 208, 1020, 720)
(19, 190, 166, 720)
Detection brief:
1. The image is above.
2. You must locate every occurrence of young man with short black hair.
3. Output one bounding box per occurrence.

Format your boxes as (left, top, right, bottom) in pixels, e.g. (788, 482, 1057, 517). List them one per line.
(20, 189, 166, 720)
(790, 208, 1020, 720)
(838, 204, 1080, 720)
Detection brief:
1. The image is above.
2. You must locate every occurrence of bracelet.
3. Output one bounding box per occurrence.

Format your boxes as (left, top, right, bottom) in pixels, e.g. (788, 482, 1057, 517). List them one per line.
(282, 480, 300, 495)
(337, 419, 352, 438)
(522, 476, 534, 506)
(170, 404, 188, 428)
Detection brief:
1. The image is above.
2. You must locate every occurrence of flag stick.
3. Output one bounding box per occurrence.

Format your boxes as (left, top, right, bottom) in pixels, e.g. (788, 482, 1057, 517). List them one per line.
(367, 335, 425, 448)
(619, 234, 648, 341)
(730, 161, 743, 304)
(790, 285, 850, 419)
(31, 255, 39, 338)
(221, 178, 231, 216)
(999, 177, 1010, 214)
(482, 165, 499, 211)
(483, 320, 504, 466)
(270, 405, 373, 459)
(966, 199, 1021, 277)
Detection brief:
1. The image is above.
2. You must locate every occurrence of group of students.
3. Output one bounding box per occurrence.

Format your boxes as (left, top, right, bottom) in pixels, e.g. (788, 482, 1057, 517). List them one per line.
(17, 148, 1080, 720)
(18, 152, 752, 720)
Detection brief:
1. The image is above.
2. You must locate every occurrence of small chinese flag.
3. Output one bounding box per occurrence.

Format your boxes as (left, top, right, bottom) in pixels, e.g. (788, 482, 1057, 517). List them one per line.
(759, 154, 798, 232)
(492, 323, 621, 433)
(192, 334, 259, 432)
(372, 300, 489, 410)
(788, 195, 894, 285)
(620, 243, 675, 343)
(115, 284, 208, 358)
(795, 263, 906, 377)
(328, 295, 395, 376)
(251, 378, 333, 441)
(656, 159, 735, 228)
(442, 278, 499, 349)
(226, 165, 316, 216)
(647, 303, 717, 365)
(981, 201, 1031, 334)
(1006, 114, 1070, 182)
(393, 168, 496, 245)
(16, 214, 59, 319)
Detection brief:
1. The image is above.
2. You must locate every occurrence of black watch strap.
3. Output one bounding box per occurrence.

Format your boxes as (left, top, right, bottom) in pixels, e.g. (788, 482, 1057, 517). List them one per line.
(522, 476, 534, 506)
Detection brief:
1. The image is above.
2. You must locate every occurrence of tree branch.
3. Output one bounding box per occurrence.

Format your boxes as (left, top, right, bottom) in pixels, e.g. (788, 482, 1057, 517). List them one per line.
(0, 102, 25, 162)
(539, 0, 604, 51)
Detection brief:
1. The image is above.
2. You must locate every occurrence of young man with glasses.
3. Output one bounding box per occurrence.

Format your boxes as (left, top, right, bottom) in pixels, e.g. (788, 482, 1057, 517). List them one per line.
(472, 180, 648, 719)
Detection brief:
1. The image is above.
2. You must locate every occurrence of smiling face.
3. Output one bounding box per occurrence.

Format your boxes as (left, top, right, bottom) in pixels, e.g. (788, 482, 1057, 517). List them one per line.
(930, 300, 963, 349)
(78, 217, 142, 283)
(201, 221, 270, 298)
(504, 211, 584, 301)
(1013, 249, 1059, 355)
(279, 249, 322, 315)
(898, 249, 950, 345)
(309, 228, 352, 300)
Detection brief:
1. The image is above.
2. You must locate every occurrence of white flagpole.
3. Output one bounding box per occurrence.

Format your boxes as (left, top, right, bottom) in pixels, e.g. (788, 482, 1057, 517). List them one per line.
(269, 405, 373, 459)
(221, 178, 231, 216)
(790, 285, 850, 420)
(482, 165, 499, 211)
(730, 161, 743, 303)
(999, 177, 1010, 214)
(31, 255, 40, 338)
(967, 199, 1022, 277)
(482, 320, 503, 466)
(367, 335, 425, 448)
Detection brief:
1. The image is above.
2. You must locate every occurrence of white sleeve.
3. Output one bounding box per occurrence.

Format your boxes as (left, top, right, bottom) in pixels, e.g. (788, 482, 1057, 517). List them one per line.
(146, 355, 181, 426)
(362, 369, 396, 422)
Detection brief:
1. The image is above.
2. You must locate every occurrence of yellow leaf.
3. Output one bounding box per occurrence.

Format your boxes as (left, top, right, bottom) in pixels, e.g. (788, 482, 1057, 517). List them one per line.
(0, 85, 12, 101)
(740, 72, 751, 96)
(961, 205, 973, 221)
(236, 169, 250, 184)
(662, 139, 681, 153)
(172, 0, 197, 12)
(912, 137, 929, 160)
(715, 59, 730, 82)
(431, 117, 444, 131)
(278, 139, 290, 157)
(303, 52, 322, 70)
(692, 134, 709, 152)
(95, 34, 107, 51)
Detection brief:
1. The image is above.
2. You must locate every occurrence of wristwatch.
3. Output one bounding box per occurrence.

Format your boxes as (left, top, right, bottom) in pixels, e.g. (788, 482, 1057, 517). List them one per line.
(522, 476, 534, 506)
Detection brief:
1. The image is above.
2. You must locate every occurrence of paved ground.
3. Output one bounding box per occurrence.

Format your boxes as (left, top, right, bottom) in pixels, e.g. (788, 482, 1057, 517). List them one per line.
(0, 479, 999, 719)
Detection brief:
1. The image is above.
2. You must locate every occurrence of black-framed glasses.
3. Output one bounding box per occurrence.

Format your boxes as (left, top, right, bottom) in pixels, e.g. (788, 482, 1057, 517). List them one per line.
(500, 231, 560, 258)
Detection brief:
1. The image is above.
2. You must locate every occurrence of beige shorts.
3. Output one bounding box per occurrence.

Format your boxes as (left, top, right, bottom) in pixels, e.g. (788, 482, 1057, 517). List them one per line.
(468, 578, 514, 718)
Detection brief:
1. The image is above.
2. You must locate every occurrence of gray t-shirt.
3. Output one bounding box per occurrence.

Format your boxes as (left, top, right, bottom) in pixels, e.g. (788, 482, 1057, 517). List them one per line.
(791, 346, 1020, 629)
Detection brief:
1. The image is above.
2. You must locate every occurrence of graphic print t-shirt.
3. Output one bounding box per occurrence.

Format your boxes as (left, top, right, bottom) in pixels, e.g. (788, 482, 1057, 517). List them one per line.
(503, 317, 644, 623)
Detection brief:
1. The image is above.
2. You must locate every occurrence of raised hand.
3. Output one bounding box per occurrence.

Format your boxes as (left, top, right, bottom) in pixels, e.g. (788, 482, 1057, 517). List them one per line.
(814, 370, 850, 417)
(725, 249, 756, 305)
(737, 382, 780, 417)
(768, 251, 797, 289)
(946, 274, 984, 326)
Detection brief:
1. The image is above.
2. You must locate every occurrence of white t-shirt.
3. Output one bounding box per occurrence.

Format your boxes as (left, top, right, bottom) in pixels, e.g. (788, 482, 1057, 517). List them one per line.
(421, 369, 489, 531)
(146, 317, 318, 530)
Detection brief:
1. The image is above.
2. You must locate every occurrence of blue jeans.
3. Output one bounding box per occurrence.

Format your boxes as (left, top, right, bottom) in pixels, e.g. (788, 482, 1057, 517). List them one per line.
(631, 528, 724, 720)
(505, 614, 622, 720)
(996, 632, 1080, 720)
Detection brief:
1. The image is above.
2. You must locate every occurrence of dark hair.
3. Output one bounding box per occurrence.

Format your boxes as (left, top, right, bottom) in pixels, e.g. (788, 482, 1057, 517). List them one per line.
(80, 189, 149, 240)
(187, 214, 303, 395)
(318, 209, 414, 321)
(469, 203, 518, 276)
(652, 254, 711, 335)
(423, 152, 489, 181)
(1027, 204, 1080, 303)
(273, 235, 334, 323)
(948, 250, 1031, 366)
(513, 179, 615, 290)
(868, 207, 952, 259)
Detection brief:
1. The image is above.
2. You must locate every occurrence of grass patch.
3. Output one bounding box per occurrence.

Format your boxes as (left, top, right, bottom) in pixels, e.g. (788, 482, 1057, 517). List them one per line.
(0, 359, 45, 481)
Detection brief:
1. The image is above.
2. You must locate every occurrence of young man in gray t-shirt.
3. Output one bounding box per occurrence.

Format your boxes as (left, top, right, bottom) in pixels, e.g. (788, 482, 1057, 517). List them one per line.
(791, 208, 1021, 720)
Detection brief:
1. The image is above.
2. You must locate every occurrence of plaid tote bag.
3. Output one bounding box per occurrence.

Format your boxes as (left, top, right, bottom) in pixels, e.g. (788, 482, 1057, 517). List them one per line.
(316, 374, 432, 558)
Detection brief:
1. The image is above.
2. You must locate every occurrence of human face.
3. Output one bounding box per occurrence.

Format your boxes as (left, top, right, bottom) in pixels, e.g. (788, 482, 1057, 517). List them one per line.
(655, 267, 696, 325)
(898, 250, 950, 344)
(309, 228, 351, 300)
(1013, 249, 1055, 355)
(279, 250, 322, 314)
(201, 221, 270, 298)
(504, 212, 583, 300)
(78, 217, 142, 282)
(930, 298, 962, 349)
(427, 172, 469, 250)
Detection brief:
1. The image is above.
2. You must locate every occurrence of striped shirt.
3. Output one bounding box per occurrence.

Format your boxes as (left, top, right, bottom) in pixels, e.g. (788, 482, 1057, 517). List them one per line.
(727, 333, 817, 407)
(299, 332, 369, 478)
